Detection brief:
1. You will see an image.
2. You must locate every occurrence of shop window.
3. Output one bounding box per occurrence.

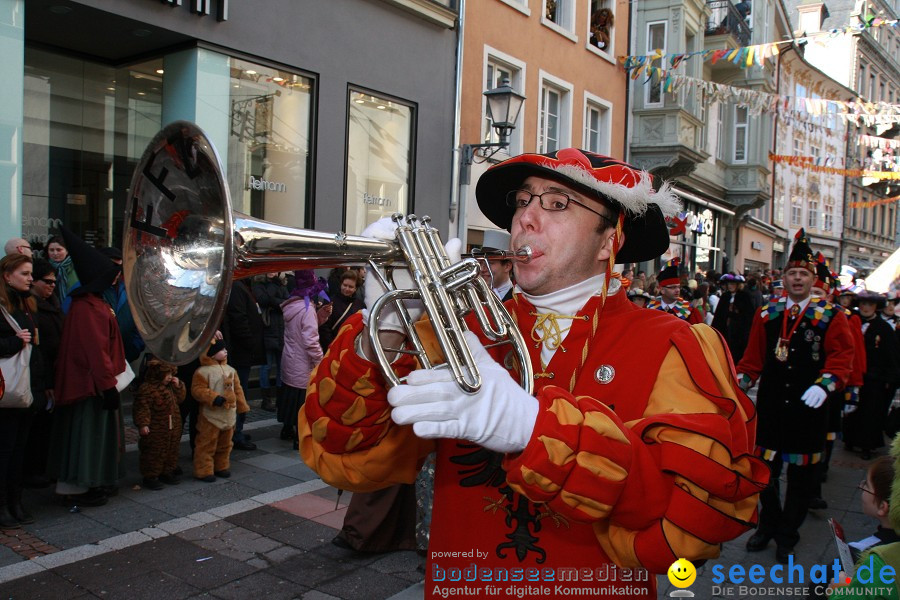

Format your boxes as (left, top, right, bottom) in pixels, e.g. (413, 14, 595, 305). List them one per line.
(227, 58, 314, 228)
(22, 48, 162, 250)
(346, 89, 414, 234)
(588, 0, 614, 51)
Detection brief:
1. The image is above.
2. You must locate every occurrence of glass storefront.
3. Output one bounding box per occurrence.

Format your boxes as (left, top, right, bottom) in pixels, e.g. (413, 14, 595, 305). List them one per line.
(227, 58, 314, 227)
(23, 48, 162, 252)
(22, 48, 317, 252)
(345, 89, 414, 234)
(665, 203, 722, 275)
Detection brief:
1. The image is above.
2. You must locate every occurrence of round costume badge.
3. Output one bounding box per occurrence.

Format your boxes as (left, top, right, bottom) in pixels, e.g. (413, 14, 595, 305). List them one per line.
(595, 365, 615, 384)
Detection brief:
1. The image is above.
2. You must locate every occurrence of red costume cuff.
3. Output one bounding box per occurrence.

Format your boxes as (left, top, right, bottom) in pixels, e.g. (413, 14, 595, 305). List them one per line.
(503, 387, 632, 523)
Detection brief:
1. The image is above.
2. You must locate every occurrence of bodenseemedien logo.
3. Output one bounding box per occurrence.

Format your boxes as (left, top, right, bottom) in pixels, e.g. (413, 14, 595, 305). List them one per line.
(668, 558, 696, 598)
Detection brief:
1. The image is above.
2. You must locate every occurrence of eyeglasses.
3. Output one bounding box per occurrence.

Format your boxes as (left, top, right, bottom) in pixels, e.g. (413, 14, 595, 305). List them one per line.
(39, 279, 56, 286)
(506, 189, 615, 224)
(16, 245, 31, 252)
(858, 479, 875, 495)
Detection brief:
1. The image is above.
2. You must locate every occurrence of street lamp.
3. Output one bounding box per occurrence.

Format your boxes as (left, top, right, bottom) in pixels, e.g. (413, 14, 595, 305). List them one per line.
(461, 78, 526, 177)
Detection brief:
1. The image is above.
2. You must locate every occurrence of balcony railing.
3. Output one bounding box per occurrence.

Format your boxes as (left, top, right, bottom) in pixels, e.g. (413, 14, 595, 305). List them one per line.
(705, 0, 751, 47)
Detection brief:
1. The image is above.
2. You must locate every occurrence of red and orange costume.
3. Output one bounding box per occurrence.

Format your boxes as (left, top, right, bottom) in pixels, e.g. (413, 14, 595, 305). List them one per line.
(300, 290, 767, 598)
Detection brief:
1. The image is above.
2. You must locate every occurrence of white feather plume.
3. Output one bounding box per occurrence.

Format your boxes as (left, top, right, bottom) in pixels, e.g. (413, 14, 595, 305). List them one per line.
(549, 164, 682, 218)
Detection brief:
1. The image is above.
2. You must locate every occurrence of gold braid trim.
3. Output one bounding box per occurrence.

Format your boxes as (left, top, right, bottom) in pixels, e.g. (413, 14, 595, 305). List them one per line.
(530, 312, 583, 351)
(570, 306, 601, 392)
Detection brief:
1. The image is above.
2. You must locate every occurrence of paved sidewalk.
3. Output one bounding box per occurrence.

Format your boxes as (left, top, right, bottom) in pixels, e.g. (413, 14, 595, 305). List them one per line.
(0, 388, 885, 599)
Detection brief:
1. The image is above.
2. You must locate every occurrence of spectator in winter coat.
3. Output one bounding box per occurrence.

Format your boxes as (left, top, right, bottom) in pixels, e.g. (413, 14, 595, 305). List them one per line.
(280, 270, 327, 449)
(22, 259, 63, 488)
(318, 270, 365, 353)
(252, 273, 289, 412)
(221, 280, 265, 451)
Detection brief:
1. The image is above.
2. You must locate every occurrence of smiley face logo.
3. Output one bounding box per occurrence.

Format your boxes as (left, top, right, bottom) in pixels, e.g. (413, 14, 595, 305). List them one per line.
(667, 558, 696, 588)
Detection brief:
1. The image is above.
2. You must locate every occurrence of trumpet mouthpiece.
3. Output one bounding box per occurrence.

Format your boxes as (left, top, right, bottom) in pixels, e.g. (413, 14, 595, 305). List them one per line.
(515, 246, 532, 263)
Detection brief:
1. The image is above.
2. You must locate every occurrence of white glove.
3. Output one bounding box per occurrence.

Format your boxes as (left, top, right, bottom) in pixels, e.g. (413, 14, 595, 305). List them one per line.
(360, 216, 462, 333)
(801, 385, 828, 409)
(388, 331, 538, 453)
(737, 374, 753, 392)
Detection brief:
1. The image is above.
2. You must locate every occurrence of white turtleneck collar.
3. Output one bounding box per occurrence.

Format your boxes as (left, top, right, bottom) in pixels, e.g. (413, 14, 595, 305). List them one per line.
(521, 274, 620, 365)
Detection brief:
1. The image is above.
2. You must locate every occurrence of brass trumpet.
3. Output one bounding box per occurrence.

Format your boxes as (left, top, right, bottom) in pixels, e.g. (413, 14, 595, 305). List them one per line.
(123, 121, 533, 394)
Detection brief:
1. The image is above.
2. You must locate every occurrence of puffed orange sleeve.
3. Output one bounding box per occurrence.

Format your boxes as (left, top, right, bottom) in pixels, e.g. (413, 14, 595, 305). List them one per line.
(298, 313, 436, 491)
(502, 323, 768, 573)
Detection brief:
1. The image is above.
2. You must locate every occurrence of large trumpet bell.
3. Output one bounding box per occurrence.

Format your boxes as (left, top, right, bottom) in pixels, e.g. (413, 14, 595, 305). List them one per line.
(124, 122, 533, 395)
(124, 121, 403, 365)
(124, 122, 233, 365)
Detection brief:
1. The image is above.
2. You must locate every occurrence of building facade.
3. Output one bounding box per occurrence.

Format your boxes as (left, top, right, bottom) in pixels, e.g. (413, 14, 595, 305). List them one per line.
(628, 0, 792, 276)
(3, 0, 459, 252)
(790, 0, 900, 274)
(457, 0, 629, 247)
(769, 42, 853, 267)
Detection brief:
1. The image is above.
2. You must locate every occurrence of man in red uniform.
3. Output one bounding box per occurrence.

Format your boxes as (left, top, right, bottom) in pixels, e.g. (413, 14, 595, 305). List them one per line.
(737, 229, 854, 564)
(647, 257, 705, 324)
(300, 150, 767, 599)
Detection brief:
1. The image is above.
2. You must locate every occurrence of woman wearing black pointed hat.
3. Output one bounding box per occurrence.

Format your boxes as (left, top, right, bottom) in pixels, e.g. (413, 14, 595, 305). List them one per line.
(46, 227, 128, 507)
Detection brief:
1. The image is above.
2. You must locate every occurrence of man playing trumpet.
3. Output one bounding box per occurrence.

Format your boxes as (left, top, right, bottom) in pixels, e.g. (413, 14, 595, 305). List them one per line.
(299, 149, 767, 598)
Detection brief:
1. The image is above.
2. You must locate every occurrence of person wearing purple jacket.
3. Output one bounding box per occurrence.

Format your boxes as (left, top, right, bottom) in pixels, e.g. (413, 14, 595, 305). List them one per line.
(280, 271, 328, 449)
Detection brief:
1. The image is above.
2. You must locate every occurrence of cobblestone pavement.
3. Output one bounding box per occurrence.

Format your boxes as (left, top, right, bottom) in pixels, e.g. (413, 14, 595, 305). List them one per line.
(0, 386, 883, 599)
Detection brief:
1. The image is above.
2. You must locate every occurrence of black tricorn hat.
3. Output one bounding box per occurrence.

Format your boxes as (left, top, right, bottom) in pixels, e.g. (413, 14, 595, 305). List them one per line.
(475, 149, 681, 263)
(60, 226, 119, 296)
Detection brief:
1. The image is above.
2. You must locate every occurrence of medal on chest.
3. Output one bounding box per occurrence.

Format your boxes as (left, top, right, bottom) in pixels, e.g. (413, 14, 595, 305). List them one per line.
(775, 304, 805, 363)
(774, 338, 790, 362)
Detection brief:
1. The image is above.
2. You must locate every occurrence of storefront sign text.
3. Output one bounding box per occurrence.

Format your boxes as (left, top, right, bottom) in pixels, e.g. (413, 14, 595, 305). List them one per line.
(363, 193, 392, 207)
(248, 175, 286, 193)
(666, 210, 713, 237)
(158, 0, 229, 21)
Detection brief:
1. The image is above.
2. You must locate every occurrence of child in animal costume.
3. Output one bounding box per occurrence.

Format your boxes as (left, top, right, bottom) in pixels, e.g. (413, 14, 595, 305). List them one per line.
(133, 356, 186, 490)
(191, 339, 249, 482)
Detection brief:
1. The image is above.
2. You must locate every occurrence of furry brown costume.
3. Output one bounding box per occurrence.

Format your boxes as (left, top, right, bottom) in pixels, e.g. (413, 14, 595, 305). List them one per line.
(133, 357, 186, 481)
(191, 344, 249, 479)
